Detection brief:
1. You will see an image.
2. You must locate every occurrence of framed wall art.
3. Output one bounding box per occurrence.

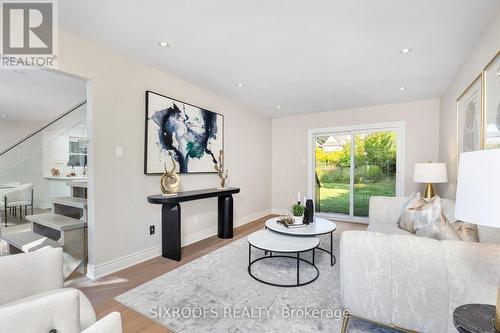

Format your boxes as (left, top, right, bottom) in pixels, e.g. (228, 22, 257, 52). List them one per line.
(144, 91, 224, 174)
(483, 51, 500, 150)
(457, 75, 483, 156)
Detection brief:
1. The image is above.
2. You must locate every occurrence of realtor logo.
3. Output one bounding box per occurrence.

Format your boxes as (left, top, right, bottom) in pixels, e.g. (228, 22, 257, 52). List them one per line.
(1, 0, 58, 68)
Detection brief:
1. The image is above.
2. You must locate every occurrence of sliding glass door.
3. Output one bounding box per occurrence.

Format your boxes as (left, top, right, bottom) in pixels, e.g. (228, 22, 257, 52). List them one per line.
(314, 133, 351, 216)
(312, 123, 403, 221)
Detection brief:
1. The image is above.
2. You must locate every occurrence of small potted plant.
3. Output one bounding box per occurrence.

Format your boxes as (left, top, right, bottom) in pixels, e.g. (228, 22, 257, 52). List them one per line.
(291, 203, 305, 224)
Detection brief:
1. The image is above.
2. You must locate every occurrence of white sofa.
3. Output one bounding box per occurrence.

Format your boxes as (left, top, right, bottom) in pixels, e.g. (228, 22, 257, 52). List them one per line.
(340, 196, 500, 333)
(0, 247, 122, 333)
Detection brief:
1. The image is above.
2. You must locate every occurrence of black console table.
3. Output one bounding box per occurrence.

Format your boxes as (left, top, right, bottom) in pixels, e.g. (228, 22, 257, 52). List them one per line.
(147, 187, 240, 261)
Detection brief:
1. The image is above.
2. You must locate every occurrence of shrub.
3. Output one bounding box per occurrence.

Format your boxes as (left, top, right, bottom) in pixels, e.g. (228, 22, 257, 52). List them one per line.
(355, 165, 382, 183)
(319, 167, 350, 184)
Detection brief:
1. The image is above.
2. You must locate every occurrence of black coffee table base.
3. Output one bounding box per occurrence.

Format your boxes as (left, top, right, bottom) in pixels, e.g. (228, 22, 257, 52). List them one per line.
(247, 244, 319, 287)
(317, 231, 336, 266)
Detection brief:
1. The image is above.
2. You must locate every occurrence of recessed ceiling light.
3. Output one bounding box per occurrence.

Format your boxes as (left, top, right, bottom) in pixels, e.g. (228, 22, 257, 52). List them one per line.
(237, 83, 244, 88)
(276, 105, 281, 109)
(399, 48, 412, 54)
(1, 114, 6, 118)
(399, 87, 406, 91)
(158, 41, 170, 47)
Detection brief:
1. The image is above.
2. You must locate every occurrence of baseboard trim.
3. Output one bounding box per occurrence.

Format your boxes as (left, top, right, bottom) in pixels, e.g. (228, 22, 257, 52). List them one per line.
(87, 244, 162, 280)
(86, 209, 272, 280)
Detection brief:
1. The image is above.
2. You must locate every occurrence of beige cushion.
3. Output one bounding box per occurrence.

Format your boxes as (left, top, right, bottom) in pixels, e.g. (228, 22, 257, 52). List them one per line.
(416, 213, 461, 241)
(76, 289, 97, 330)
(82, 312, 122, 333)
(453, 221, 479, 242)
(396, 192, 424, 233)
(398, 196, 462, 241)
(0, 289, 80, 333)
(0, 248, 63, 305)
(478, 225, 500, 244)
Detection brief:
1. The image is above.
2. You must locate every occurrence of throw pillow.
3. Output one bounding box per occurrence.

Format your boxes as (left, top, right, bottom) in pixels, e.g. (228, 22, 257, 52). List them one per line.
(415, 210, 461, 241)
(404, 195, 443, 234)
(397, 192, 425, 233)
(453, 221, 479, 242)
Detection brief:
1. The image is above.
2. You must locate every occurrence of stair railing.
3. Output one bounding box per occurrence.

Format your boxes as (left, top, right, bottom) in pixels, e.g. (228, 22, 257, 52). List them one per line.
(0, 100, 87, 158)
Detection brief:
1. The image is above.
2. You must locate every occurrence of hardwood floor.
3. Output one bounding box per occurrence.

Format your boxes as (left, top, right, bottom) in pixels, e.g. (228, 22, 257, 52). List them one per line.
(75, 215, 367, 333)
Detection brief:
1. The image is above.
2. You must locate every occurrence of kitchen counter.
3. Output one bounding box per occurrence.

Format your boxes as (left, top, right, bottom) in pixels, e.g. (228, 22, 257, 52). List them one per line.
(44, 176, 87, 181)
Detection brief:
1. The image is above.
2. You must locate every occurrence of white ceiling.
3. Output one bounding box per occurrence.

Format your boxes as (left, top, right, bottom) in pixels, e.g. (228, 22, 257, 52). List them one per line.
(0, 70, 86, 122)
(59, 0, 500, 117)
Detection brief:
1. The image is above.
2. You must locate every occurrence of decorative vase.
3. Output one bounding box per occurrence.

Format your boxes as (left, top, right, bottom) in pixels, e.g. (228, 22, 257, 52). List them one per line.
(305, 199, 314, 223)
(160, 154, 180, 195)
(214, 149, 229, 189)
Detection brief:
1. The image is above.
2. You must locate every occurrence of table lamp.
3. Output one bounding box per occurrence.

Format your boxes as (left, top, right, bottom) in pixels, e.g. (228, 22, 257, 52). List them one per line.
(413, 162, 448, 199)
(455, 149, 500, 332)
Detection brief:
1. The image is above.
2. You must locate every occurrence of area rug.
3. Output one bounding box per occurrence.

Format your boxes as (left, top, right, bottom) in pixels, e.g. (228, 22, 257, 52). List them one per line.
(115, 234, 400, 333)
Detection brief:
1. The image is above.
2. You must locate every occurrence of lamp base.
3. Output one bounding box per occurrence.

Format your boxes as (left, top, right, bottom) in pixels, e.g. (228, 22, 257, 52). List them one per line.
(423, 183, 435, 200)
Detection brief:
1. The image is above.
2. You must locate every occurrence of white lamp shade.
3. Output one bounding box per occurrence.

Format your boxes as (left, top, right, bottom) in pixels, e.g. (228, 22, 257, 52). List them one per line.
(413, 163, 448, 183)
(455, 149, 500, 228)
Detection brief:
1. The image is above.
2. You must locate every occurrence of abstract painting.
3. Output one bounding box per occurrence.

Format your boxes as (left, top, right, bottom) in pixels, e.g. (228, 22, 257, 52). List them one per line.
(145, 91, 223, 174)
(483, 51, 500, 150)
(457, 75, 482, 156)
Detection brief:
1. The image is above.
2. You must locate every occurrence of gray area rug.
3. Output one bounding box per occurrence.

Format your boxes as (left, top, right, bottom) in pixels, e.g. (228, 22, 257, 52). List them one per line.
(116, 234, 400, 333)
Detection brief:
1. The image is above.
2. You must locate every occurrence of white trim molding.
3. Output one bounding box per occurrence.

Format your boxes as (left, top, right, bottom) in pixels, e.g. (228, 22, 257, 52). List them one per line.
(86, 209, 272, 280)
(307, 121, 406, 222)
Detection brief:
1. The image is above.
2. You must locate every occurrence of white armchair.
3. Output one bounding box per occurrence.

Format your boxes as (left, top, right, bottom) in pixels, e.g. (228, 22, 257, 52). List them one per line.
(0, 247, 122, 333)
(0, 183, 34, 226)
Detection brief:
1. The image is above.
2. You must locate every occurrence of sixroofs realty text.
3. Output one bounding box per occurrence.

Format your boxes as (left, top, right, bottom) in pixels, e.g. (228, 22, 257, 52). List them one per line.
(150, 306, 349, 320)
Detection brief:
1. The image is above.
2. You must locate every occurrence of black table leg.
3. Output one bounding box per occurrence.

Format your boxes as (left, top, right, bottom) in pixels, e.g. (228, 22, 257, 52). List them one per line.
(218, 194, 233, 238)
(248, 243, 252, 269)
(330, 232, 333, 266)
(296, 252, 300, 285)
(161, 203, 181, 261)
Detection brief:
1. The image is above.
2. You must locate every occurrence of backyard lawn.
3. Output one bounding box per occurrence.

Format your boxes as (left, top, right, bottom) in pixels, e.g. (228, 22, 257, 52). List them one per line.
(318, 177, 395, 216)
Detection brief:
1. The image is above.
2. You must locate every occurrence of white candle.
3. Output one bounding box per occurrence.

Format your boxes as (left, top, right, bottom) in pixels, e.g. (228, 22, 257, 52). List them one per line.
(303, 197, 306, 205)
(297, 192, 300, 203)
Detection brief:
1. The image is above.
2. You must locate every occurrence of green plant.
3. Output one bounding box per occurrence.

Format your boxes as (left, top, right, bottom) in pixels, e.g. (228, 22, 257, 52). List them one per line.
(355, 164, 382, 183)
(291, 203, 305, 216)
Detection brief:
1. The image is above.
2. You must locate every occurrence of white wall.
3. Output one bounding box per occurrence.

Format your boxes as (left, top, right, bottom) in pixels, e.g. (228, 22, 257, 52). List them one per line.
(439, 13, 500, 199)
(57, 31, 272, 278)
(0, 120, 41, 152)
(271, 99, 440, 211)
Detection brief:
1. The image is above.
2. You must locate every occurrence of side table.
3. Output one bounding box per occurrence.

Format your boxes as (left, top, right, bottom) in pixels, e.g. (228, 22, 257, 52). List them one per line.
(453, 304, 498, 333)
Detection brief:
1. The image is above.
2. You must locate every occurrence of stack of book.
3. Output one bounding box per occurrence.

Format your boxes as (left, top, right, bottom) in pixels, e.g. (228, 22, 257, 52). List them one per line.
(277, 216, 307, 229)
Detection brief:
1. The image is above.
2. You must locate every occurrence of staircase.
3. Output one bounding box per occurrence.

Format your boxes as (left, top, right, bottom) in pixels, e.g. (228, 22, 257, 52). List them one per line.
(1, 181, 88, 277)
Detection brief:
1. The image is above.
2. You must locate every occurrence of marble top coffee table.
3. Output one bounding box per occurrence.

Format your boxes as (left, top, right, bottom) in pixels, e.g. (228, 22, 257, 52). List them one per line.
(247, 230, 319, 287)
(265, 217, 337, 266)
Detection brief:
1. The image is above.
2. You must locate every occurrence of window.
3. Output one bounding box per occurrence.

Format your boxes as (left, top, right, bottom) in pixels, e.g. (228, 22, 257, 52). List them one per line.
(308, 122, 405, 222)
(68, 137, 88, 167)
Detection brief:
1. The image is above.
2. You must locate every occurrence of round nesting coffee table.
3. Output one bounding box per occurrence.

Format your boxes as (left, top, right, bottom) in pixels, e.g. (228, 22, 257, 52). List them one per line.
(247, 230, 319, 287)
(265, 217, 337, 266)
